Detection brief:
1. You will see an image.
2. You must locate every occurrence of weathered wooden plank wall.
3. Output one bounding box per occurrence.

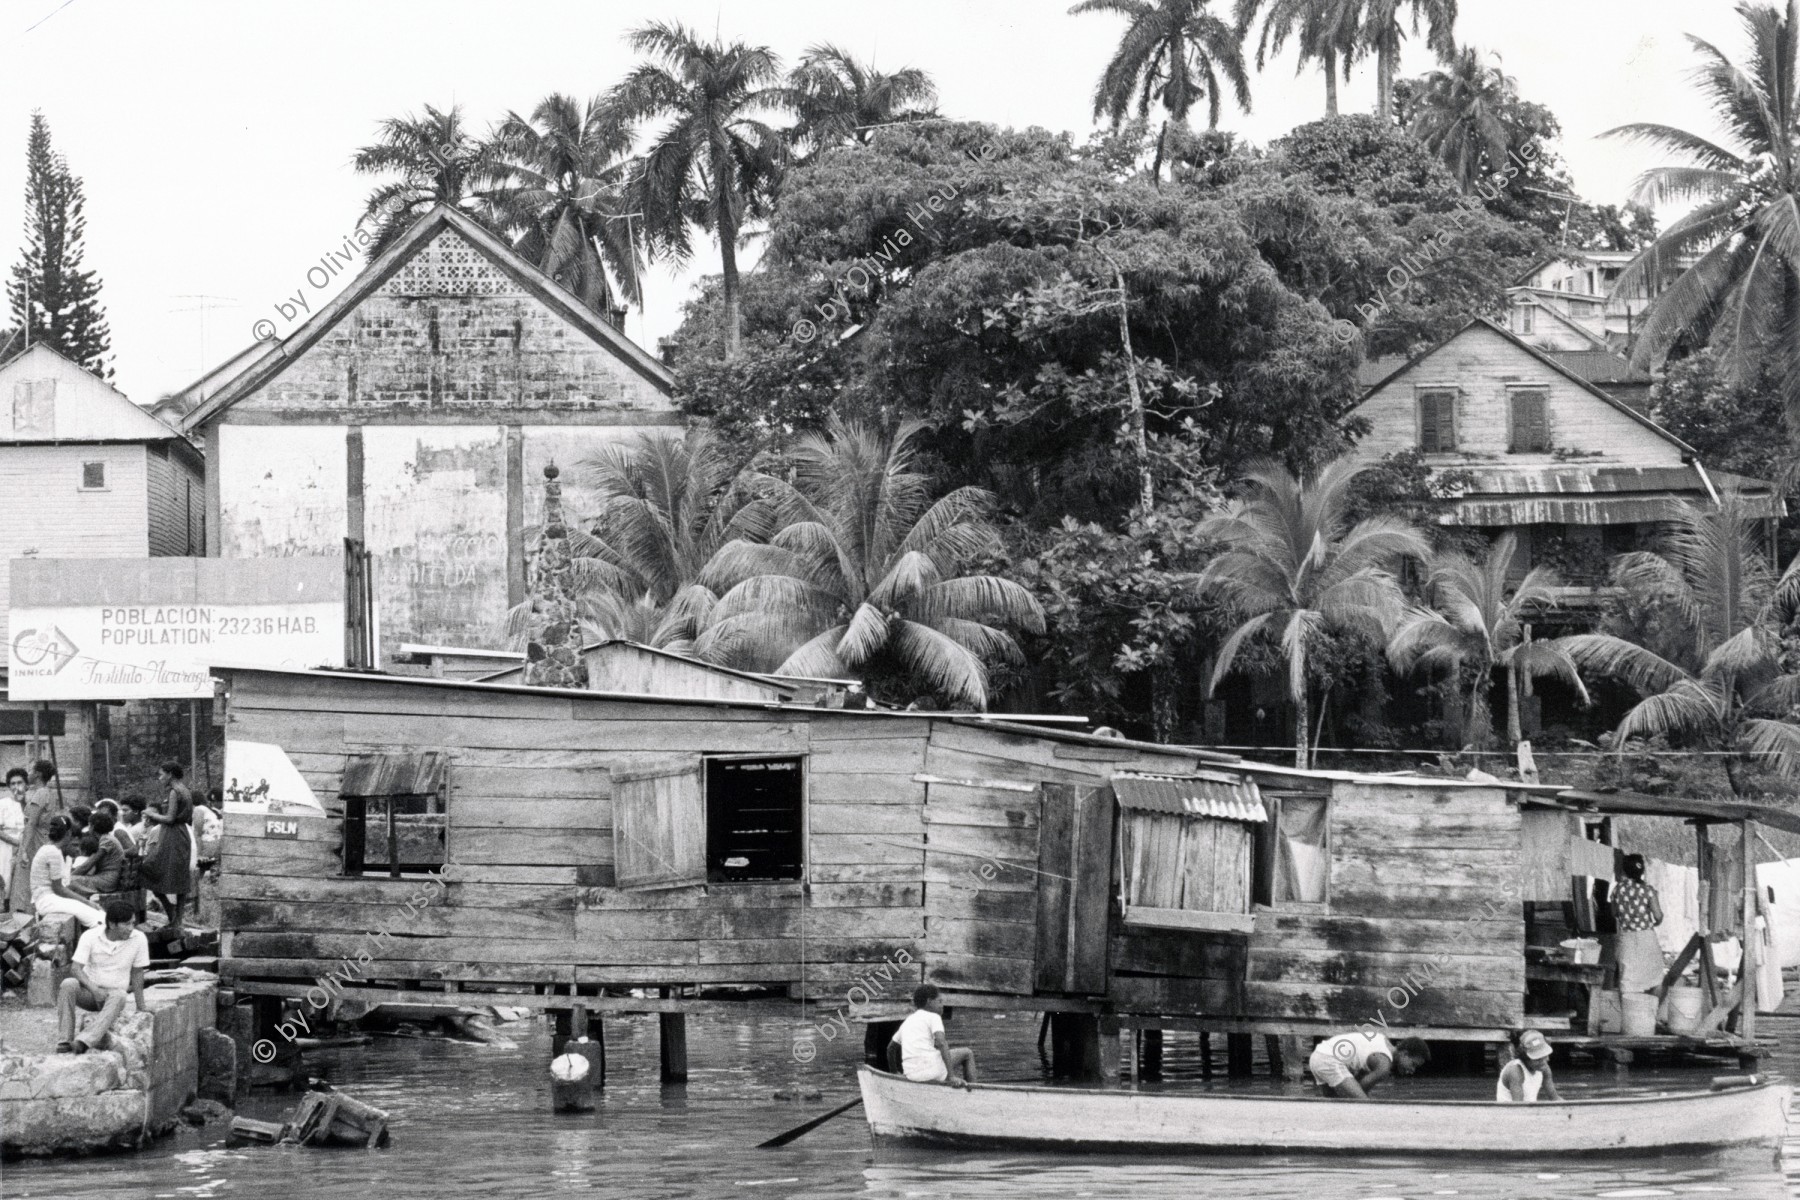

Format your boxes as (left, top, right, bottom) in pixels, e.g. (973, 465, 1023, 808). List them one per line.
(217, 671, 1217, 1007)
(1106, 780, 1526, 1029)
(1241, 782, 1524, 1027)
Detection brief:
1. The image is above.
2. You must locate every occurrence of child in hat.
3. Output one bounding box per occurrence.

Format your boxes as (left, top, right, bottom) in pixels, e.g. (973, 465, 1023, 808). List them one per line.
(1496, 1030, 1561, 1102)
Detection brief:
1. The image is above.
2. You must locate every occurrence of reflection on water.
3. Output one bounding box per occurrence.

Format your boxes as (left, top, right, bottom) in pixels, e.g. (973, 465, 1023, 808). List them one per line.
(1, 1008, 1793, 1199)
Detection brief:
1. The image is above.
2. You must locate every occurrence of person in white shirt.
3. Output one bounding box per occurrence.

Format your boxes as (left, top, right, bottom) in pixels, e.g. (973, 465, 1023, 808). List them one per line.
(1308, 1029, 1430, 1099)
(1496, 1029, 1562, 1103)
(0, 768, 24, 907)
(31, 815, 103, 929)
(56, 900, 149, 1053)
(886, 983, 977, 1086)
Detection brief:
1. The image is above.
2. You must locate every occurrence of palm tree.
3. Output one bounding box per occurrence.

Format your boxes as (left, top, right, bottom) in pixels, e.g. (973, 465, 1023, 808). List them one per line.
(1354, 0, 1458, 121)
(787, 44, 938, 154)
(697, 418, 1045, 709)
(489, 94, 644, 319)
(1389, 533, 1589, 749)
(579, 429, 778, 606)
(353, 104, 500, 257)
(504, 430, 776, 652)
(1560, 496, 1800, 795)
(609, 22, 791, 359)
(1071, 0, 1252, 179)
(1236, 0, 1362, 116)
(1406, 46, 1512, 192)
(1603, 1, 1800, 437)
(1196, 457, 1428, 767)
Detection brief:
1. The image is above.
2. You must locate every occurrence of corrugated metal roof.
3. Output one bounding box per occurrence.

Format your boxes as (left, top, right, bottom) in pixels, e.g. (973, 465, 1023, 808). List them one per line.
(1441, 464, 1783, 524)
(1113, 771, 1266, 821)
(1543, 350, 1652, 384)
(340, 751, 449, 797)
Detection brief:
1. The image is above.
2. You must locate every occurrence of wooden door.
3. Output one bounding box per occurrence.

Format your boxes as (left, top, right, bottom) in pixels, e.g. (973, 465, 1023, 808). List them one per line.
(611, 757, 705, 889)
(1034, 783, 1113, 994)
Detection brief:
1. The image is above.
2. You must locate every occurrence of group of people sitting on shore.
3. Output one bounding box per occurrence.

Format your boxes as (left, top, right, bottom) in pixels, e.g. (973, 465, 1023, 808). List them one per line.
(0, 759, 219, 934)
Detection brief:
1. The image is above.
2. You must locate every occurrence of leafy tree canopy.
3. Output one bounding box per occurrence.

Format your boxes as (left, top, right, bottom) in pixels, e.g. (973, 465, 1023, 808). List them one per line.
(668, 120, 1371, 528)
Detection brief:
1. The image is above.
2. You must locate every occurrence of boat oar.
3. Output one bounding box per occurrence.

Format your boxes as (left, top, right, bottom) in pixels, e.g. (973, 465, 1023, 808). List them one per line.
(757, 1097, 862, 1148)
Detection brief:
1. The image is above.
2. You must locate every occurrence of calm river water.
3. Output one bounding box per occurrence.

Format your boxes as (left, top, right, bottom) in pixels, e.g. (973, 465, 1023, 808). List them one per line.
(4, 1008, 1798, 1199)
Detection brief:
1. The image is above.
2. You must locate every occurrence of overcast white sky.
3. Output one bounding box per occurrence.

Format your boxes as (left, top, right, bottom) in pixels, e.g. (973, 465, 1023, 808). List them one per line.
(0, 0, 1749, 404)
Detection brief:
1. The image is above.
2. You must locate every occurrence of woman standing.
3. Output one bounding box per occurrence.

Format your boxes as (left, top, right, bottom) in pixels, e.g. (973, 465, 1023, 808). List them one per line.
(139, 761, 194, 929)
(1612, 853, 1666, 995)
(9, 761, 62, 915)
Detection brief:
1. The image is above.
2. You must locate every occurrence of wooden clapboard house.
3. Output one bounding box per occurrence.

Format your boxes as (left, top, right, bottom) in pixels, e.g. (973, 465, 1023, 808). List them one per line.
(213, 665, 1791, 1067)
(213, 664, 1212, 1006)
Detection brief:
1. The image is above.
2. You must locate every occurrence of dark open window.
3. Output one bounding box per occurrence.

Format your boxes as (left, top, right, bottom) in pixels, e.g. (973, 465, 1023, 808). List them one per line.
(705, 756, 804, 882)
(1418, 390, 1457, 451)
(1510, 389, 1551, 452)
(339, 751, 448, 877)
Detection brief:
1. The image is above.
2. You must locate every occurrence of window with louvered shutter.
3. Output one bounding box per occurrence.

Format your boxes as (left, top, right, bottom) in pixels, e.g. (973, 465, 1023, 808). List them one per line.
(1511, 390, 1550, 452)
(1418, 390, 1456, 451)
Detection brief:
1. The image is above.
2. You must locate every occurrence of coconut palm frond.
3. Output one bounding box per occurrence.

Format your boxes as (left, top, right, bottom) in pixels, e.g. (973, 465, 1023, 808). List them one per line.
(1512, 640, 1591, 707)
(1615, 677, 1725, 746)
(1739, 716, 1800, 777)
(1558, 634, 1692, 696)
(775, 627, 853, 679)
(838, 602, 892, 667)
(888, 620, 989, 710)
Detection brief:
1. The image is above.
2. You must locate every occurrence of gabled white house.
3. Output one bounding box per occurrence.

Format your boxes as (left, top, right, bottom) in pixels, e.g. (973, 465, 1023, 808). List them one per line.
(0, 344, 205, 643)
(1349, 318, 1779, 594)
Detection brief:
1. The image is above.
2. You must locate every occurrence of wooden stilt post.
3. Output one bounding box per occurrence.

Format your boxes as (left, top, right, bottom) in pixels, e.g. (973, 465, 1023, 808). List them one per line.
(1277, 1035, 1310, 1082)
(1125, 1023, 1140, 1090)
(1226, 1033, 1253, 1079)
(1741, 820, 1758, 1047)
(1199, 1031, 1213, 1079)
(1140, 1028, 1163, 1081)
(1096, 1015, 1121, 1087)
(1264, 1034, 1284, 1078)
(552, 1005, 603, 1113)
(659, 1012, 688, 1083)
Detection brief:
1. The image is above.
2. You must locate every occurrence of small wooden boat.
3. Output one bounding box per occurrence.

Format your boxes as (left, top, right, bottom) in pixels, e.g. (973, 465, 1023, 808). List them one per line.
(856, 1066, 1792, 1157)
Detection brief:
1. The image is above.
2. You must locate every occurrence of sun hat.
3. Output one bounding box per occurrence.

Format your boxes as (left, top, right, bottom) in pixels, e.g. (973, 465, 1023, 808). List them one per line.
(1517, 1030, 1552, 1061)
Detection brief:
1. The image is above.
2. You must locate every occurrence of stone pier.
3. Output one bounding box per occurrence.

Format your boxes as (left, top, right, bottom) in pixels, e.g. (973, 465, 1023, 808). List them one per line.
(0, 973, 222, 1157)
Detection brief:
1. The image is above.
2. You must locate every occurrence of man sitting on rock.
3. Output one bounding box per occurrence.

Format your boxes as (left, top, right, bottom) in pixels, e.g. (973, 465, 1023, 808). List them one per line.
(55, 899, 149, 1055)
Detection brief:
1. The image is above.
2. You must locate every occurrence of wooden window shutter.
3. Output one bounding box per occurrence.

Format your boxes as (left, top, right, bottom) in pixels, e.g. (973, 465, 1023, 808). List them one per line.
(1512, 391, 1549, 452)
(611, 758, 706, 889)
(1419, 391, 1454, 451)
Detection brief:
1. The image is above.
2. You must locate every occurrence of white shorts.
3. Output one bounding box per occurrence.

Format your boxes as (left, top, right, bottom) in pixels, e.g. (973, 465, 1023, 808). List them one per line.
(903, 1058, 948, 1083)
(1308, 1047, 1354, 1088)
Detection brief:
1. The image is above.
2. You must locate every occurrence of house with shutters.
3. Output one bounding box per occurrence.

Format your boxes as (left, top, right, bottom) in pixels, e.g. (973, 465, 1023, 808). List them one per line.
(177, 204, 679, 667)
(1348, 318, 1781, 599)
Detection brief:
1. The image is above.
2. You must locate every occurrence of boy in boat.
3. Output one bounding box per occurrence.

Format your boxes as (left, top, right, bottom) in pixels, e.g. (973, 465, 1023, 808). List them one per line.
(887, 983, 978, 1087)
(1308, 1029, 1430, 1099)
(1496, 1030, 1561, 1102)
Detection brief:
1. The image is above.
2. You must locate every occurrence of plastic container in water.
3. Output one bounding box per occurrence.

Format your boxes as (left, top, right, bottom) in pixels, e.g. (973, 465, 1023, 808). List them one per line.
(1622, 991, 1659, 1036)
(1665, 985, 1706, 1034)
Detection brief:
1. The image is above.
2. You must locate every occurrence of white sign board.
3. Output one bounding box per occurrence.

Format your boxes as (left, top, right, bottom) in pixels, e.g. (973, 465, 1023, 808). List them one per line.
(9, 558, 345, 700)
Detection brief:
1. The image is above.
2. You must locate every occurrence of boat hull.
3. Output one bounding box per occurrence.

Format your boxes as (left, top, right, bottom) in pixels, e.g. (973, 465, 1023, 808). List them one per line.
(856, 1067, 1791, 1157)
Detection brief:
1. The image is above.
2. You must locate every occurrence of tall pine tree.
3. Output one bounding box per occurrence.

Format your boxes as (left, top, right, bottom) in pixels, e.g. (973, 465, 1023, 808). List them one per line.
(7, 112, 111, 376)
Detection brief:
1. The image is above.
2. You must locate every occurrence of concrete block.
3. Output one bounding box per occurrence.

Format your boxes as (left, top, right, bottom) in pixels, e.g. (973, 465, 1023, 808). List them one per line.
(197, 1028, 235, 1106)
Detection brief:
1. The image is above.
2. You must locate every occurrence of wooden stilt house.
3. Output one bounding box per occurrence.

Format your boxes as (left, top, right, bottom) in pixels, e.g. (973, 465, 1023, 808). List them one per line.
(213, 665, 1789, 1064)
